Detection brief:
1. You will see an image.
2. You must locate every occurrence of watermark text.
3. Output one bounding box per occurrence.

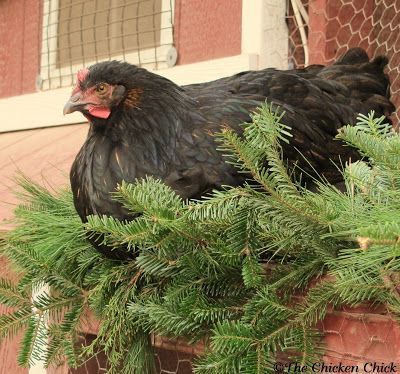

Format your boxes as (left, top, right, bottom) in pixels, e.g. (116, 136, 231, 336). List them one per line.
(273, 361, 397, 373)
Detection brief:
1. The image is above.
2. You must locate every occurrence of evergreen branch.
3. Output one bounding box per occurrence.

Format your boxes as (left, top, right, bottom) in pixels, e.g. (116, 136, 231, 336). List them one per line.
(210, 321, 254, 354)
(0, 307, 33, 340)
(337, 112, 400, 169)
(0, 279, 31, 308)
(129, 301, 203, 337)
(135, 252, 179, 277)
(119, 332, 155, 374)
(63, 338, 79, 368)
(86, 214, 150, 249)
(113, 177, 184, 216)
(194, 350, 242, 374)
(17, 315, 47, 367)
(2, 109, 400, 372)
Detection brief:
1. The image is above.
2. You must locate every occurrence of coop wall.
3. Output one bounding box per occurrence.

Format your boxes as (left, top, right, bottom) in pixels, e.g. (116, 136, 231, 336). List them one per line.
(0, 0, 42, 99)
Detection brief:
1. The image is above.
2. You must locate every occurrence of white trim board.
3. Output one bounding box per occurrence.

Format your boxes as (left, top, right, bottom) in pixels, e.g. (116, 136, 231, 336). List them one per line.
(242, 0, 289, 70)
(0, 54, 258, 133)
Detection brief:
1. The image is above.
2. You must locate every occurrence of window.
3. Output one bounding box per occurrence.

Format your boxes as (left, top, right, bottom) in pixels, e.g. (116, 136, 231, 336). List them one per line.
(40, 0, 174, 90)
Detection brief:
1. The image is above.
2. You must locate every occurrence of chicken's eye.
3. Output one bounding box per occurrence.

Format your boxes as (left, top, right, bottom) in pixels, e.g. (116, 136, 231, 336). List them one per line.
(96, 84, 107, 93)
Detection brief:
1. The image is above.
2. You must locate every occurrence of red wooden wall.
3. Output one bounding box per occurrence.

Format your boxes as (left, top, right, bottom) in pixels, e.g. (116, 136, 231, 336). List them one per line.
(173, 0, 242, 65)
(0, 0, 42, 99)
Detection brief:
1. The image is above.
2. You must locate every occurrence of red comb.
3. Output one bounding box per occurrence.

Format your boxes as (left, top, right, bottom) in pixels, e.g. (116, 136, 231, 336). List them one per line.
(77, 68, 89, 84)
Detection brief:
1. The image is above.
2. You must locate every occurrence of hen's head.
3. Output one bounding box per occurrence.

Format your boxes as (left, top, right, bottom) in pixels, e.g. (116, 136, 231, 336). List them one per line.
(63, 61, 148, 121)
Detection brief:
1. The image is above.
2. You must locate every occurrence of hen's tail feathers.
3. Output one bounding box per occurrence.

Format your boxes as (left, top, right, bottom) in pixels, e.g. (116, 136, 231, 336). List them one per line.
(336, 47, 370, 65)
(336, 47, 389, 73)
(372, 55, 389, 70)
(326, 48, 394, 118)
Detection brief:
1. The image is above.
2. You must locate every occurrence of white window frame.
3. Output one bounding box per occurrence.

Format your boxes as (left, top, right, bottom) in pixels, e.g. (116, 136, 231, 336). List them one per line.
(1, 0, 288, 133)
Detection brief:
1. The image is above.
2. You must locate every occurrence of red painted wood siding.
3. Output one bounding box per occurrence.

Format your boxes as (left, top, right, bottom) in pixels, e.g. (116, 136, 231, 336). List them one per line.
(173, 0, 242, 65)
(0, 0, 42, 99)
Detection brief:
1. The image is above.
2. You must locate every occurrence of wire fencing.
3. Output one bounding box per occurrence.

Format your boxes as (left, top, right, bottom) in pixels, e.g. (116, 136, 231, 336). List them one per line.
(40, 0, 175, 90)
(288, 0, 400, 125)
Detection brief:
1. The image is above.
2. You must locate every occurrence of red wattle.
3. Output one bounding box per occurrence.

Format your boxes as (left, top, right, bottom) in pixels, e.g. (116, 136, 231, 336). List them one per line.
(88, 106, 111, 119)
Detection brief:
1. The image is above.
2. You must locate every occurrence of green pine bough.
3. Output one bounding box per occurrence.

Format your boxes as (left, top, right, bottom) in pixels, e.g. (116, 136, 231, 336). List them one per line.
(1, 105, 400, 373)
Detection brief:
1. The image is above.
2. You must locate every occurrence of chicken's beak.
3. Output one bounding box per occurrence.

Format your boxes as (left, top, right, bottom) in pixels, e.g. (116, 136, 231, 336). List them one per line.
(63, 93, 86, 115)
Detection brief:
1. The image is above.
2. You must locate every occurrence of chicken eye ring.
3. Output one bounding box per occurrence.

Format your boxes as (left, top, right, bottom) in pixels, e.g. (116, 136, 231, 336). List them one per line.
(96, 84, 107, 93)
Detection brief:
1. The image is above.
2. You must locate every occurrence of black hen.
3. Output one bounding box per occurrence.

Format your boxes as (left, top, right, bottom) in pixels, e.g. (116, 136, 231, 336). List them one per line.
(65, 48, 393, 257)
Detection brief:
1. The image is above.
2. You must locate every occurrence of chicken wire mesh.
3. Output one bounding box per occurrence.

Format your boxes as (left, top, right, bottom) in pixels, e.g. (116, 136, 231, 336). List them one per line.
(47, 334, 108, 374)
(286, 0, 309, 69)
(319, 306, 400, 364)
(40, 0, 174, 90)
(46, 334, 201, 374)
(152, 335, 205, 374)
(288, 0, 400, 126)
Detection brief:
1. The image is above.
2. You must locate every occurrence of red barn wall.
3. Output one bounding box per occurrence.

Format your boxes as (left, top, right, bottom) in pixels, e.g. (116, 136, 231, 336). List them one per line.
(0, 0, 42, 99)
(173, 0, 242, 65)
